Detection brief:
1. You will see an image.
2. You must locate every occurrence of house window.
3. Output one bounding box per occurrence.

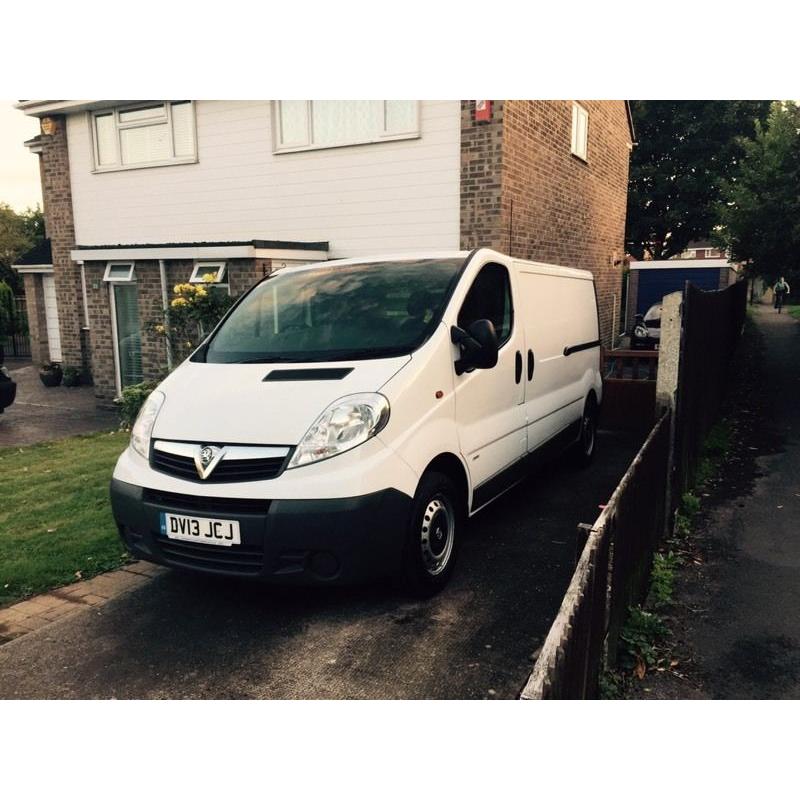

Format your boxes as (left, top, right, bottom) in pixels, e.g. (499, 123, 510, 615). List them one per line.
(189, 262, 227, 284)
(273, 100, 419, 153)
(570, 102, 589, 162)
(103, 262, 135, 282)
(91, 102, 197, 171)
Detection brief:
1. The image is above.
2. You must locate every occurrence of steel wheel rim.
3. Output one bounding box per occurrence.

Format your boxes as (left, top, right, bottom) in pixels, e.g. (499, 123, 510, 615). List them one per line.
(420, 494, 455, 577)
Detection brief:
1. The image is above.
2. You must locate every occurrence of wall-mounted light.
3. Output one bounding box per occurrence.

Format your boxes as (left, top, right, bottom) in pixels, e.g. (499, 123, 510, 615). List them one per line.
(40, 117, 57, 136)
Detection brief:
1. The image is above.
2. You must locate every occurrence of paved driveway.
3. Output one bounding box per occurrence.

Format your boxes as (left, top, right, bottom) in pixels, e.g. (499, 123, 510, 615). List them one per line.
(0, 430, 642, 699)
(0, 364, 117, 447)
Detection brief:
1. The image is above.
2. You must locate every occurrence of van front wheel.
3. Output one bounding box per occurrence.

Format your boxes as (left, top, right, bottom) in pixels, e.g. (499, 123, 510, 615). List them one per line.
(401, 471, 461, 596)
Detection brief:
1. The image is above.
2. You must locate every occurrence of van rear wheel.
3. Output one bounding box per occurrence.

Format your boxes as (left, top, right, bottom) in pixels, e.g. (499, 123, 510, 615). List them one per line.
(401, 471, 461, 596)
(573, 397, 598, 468)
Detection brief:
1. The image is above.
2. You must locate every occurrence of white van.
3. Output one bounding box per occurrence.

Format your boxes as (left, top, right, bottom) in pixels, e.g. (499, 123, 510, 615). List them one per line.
(111, 248, 602, 594)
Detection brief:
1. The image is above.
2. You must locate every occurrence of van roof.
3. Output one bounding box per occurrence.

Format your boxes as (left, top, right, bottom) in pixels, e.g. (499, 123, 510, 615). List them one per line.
(277, 248, 594, 281)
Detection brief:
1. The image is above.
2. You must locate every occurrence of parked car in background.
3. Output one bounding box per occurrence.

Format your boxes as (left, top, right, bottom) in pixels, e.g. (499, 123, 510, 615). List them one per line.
(0, 351, 17, 413)
(110, 248, 603, 594)
(631, 303, 662, 350)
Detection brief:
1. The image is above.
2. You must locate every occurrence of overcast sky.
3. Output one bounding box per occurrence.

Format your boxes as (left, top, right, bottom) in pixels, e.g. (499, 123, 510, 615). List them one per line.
(0, 101, 43, 211)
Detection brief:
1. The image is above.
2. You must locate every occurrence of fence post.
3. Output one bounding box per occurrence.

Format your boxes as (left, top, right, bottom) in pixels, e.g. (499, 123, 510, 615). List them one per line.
(576, 522, 592, 566)
(655, 291, 683, 536)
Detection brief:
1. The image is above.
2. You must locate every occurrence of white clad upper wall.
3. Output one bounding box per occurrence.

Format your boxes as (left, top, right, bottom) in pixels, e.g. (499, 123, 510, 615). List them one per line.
(66, 101, 461, 257)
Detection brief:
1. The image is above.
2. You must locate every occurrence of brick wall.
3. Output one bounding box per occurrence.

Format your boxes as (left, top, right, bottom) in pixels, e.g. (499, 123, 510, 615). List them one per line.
(83, 263, 117, 405)
(135, 263, 169, 384)
(37, 117, 84, 368)
(460, 100, 632, 348)
(460, 101, 504, 251)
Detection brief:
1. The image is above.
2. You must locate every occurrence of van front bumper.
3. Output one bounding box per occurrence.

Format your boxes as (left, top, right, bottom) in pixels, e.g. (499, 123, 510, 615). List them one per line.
(110, 478, 412, 585)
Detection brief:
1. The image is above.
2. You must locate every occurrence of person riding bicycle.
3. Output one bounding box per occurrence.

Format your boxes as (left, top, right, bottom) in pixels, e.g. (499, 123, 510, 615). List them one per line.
(774, 277, 791, 313)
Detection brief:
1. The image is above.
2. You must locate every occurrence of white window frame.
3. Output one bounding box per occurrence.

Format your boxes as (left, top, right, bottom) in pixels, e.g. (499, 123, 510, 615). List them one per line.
(570, 102, 589, 162)
(103, 261, 136, 282)
(90, 101, 198, 173)
(189, 261, 227, 284)
(272, 101, 420, 154)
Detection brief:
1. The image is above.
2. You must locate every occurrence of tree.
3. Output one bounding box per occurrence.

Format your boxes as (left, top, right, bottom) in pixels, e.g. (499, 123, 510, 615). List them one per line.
(626, 101, 771, 260)
(0, 203, 45, 294)
(716, 102, 800, 285)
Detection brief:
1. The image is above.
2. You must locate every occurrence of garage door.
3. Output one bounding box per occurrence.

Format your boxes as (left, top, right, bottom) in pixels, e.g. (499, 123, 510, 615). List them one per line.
(636, 268, 721, 315)
(42, 275, 63, 363)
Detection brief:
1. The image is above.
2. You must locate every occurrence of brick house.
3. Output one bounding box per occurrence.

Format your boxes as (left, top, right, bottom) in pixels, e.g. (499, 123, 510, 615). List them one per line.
(14, 100, 633, 405)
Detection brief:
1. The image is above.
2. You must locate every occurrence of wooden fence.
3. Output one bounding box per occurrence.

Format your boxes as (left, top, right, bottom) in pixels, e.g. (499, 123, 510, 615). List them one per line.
(521, 412, 671, 699)
(673, 280, 748, 492)
(521, 279, 748, 700)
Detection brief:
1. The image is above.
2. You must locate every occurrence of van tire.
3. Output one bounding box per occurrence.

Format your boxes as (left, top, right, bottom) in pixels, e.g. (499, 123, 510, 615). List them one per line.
(572, 396, 598, 468)
(400, 471, 462, 597)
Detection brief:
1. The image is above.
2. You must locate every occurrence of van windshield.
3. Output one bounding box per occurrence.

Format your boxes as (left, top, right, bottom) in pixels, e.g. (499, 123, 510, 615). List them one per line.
(200, 258, 465, 364)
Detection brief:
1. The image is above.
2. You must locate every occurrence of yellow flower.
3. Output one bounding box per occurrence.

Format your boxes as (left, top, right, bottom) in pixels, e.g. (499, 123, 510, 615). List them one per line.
(171, 297, 188, 308)
(202, 272, 218, 283)
(154, 324, 166, 334)
(172, 284, 181, 294)
(195, 287, 208, 298)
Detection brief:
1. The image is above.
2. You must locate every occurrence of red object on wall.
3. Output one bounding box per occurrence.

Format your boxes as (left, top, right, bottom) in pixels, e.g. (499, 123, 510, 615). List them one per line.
(475, 100, 492, 122)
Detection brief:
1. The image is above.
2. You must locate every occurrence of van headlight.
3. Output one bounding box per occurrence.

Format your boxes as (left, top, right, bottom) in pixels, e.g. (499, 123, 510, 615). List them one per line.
(130, 390, 165, 459)
(287, 393, 390, 469)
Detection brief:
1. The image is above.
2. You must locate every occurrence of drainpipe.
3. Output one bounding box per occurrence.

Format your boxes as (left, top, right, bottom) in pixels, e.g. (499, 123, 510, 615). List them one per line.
(159, 259, 173, 371)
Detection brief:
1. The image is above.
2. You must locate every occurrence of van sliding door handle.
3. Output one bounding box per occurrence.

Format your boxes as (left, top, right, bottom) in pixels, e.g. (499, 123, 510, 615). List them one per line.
(527, 349, 535, 381)
(515, 351, 523, 384)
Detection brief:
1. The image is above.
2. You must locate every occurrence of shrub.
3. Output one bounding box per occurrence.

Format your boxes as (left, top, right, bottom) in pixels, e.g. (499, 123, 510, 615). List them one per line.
(62, 366, 82, 387)
(0, 280, 15, 344)
(149, 275, 233, 365)
(116, 380, 160, 430)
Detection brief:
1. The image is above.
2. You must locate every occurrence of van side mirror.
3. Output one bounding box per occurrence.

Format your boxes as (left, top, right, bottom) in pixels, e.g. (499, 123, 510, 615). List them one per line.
(451, 319, 499, 375)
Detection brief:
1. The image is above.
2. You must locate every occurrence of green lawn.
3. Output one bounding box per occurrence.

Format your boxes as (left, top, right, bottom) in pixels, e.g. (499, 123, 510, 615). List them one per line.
(0, 430, 131, 607)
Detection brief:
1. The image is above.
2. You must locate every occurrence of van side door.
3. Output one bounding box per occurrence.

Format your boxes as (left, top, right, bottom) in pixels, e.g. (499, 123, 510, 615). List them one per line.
(452, 261, 526, 509)
(519, 268, 598, 454)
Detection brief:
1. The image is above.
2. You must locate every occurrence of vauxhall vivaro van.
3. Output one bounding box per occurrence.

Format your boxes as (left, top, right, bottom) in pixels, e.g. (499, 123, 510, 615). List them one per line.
(111, 248, 602, 594)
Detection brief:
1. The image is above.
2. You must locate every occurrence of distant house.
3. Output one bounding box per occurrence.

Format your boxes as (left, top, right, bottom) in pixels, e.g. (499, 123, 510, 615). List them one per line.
(675, 240, 727, 260)
(15, 100, 633, 405)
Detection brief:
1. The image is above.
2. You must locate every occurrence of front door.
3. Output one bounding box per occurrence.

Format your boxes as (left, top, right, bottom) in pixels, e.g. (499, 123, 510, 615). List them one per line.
(453, 261, 526, 509)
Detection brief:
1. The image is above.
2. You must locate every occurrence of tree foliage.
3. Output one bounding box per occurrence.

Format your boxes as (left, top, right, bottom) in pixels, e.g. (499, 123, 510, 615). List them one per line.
(716, 102, 800, 284)
(0, 204, 45, 294)
(626, 101, 771, 260)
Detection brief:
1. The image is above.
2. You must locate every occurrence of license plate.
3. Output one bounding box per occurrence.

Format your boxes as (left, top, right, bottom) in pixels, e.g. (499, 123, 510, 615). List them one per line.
(160, 512, 241, 547)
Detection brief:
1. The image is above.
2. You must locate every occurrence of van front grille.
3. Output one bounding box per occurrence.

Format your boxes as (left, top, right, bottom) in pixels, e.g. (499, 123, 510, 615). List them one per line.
(151, 449, 288, 483)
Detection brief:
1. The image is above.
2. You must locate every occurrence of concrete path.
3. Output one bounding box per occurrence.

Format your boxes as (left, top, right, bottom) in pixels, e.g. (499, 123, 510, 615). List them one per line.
(691, 305, 800, 698)
(0, 364, 117, 447)
(0, 429, 642, 699)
